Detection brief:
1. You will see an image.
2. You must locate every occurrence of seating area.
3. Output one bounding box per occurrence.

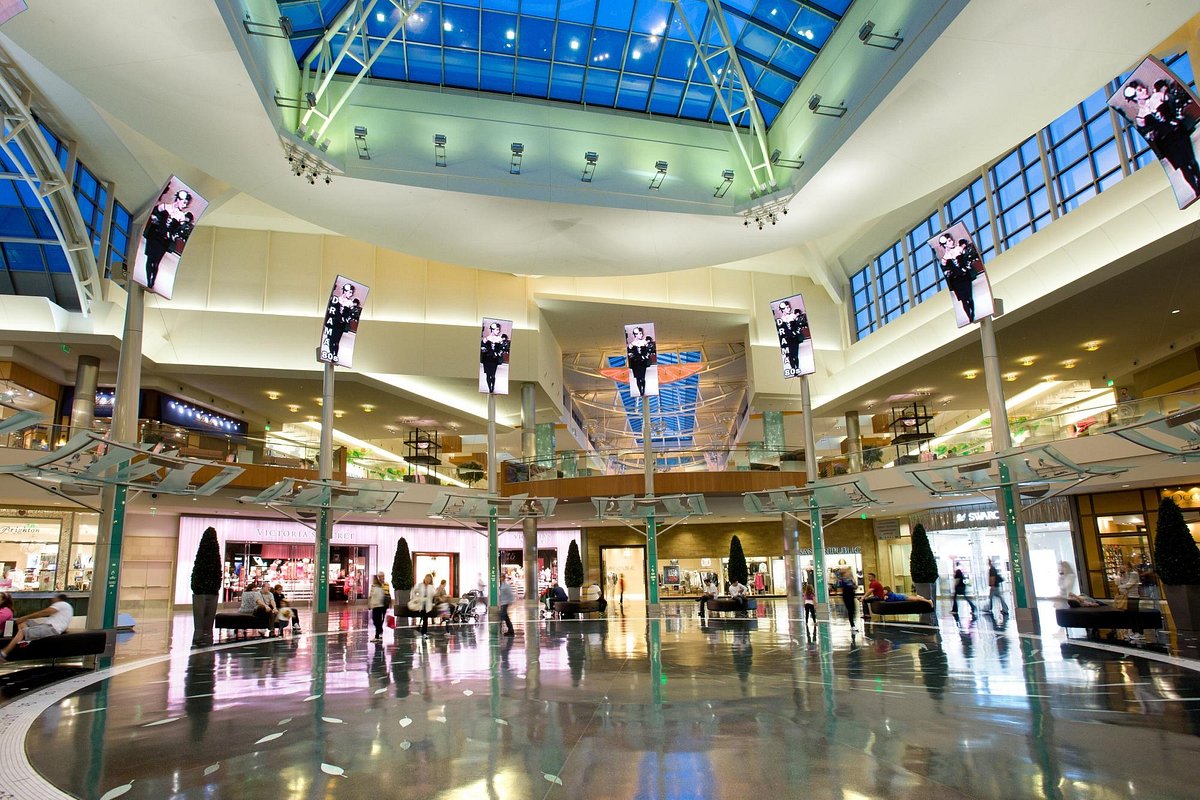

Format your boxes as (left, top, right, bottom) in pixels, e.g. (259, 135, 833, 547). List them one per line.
(551, 600, 604, 617)
(1055, 603, 1164, 639)
(214, 612, 282, 638)
(0, 630, 109, 662)
(864, 597, 936, 617)
(705, 597, 758, 617)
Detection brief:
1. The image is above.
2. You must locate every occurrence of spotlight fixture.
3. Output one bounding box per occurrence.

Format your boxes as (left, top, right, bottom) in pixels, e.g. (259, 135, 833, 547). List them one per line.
(808, 94, 847, 117)
(857, 20, 904, 50)
(649, 160, 668, 190)
(714, 169, 734, 198)
(318, 138, 331, 152)
(296, 122, 308, 139)
(434, 133, 447, 168)
(282, 143, 334, 187)
(581, 151, 598, 182)
(305, 91, 317, 109)
(769, 148, 804, 169)
(354, 125, 370, 160)
(740, 188, 792, 231)
(510, 142, 524, 175)
(243, 14, 294, 38)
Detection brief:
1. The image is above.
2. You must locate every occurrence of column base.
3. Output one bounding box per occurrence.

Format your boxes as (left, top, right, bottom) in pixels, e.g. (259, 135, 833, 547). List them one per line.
(1014, 606, 1041, 635)
(311, 611, 330, 634)
(645, 602, 662, 618)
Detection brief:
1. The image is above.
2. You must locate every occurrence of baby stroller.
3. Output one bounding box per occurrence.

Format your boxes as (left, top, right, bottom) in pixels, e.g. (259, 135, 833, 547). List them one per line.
(449, 590, 483, 624)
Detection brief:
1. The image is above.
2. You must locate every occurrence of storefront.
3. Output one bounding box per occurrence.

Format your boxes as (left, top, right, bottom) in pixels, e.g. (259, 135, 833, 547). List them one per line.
(797, 547, 863, 600)
(0, 509, 98, 593)
(174, 515, 578, 606)
(1075, 485, 1200, 599)
(498, 547, 558, 599)
(915, 497, 1077, 599)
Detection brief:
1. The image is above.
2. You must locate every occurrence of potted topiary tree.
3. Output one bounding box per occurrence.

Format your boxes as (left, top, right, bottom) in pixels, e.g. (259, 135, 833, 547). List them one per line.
(190, 526, 222, 647)
(910, 523, 939, 603)
(565, 540, 584, 601)
(728, 535, 749, 588)
(1154, 497, 1200, 633)
(392, 537, 415, 615)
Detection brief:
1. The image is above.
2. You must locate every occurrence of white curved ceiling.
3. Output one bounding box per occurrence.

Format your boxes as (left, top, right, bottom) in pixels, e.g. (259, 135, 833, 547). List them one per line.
(1, 0, 1195, 279)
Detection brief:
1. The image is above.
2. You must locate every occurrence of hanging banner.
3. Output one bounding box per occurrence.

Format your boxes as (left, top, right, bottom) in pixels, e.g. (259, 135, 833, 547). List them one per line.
(479, 317, 513, 395)
(928, 222, 995, 328)
(316, 275, 368, 368)
(624, 323, 659, 398)
(770, 293, 814, 378)
(130, 176, 208, 300)
(0, 2, 27, 25)
(1109, 55, 1200, 210)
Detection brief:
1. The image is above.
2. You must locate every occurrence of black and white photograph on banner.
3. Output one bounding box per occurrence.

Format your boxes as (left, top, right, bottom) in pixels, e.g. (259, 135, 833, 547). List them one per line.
(1109, 55, 1200, 210)
(624, 323, 659, 398)
(0, 1, 27, 25)
(771, 293, 814, 378)
(129, 176, 208, 300)
(479, 317, 513, 394)
(927, 222, 995, 328)
(317, 276, 368, 368)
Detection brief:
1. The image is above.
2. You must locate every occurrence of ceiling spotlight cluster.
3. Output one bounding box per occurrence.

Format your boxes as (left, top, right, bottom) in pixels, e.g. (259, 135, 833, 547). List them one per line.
(741, 193, 792, 230)
(283, 143, 334, 186)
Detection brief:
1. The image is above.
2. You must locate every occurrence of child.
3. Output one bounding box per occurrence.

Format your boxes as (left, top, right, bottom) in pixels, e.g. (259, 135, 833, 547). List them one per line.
(802, 581, 816, 633)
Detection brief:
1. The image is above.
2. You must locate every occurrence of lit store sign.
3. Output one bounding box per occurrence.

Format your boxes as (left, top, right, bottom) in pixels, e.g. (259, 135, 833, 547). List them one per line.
(954, 510, 1001, 523)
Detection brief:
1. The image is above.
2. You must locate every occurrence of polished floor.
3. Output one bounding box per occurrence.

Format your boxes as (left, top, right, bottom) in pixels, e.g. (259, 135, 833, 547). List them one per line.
(3, 602, 1200, 799)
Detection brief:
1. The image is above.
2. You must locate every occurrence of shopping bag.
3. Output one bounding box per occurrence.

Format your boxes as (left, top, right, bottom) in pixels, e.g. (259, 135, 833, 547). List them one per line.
(385, 612, 397, 629)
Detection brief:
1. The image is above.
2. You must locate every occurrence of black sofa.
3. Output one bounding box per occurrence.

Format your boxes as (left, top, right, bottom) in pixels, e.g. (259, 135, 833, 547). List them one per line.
(706, 598, 758, 616)
(0, 630, 109, 662)
(214, 612, 282, 638)
(1055, 602, 1162, 638)
(864, 597, 935, 617)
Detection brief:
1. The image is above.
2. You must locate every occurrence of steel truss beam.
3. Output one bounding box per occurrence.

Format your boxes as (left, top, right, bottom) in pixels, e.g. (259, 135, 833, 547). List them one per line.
(0, 48, 101, 313)
(668, 0, 778, 198)
(298, 0, 426, 143)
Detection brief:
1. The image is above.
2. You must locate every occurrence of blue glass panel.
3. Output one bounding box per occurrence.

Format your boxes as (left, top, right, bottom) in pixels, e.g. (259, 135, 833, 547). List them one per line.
(3, 243, 44, 271)
(725, 0, 754, 13)
(624, 33, 663, 75)
(549, 63, 585, 102)
(290, 36, 320, 61)
(752, 0, 800, 26)
(0, 207, 34, 237)
(818, 0, 852, 14)
(45, 247, 69, 273)
(740, 58, 761, 84)
(738, 25, 779, 61)
(515, 59, 550, 95)
(584, 69, 619, 105)
(1046, 107, 1080, 143)
(761, 104, 779, 127)
(443, 6, 480, 49)
(595, 0, 635, 29)
(523, 0, 557, 18)
(555, 23, 592, 64)
(1080, 87, 1108, 117)
(1023, 164, 1044, 190)
(371, 43, 408, 80)
(590, 28, 626, 66)
(278, 1, 323, 33)
(755, 70, 793, 105)
(406, 44, 443, 84)
(0, 180, 18, 205)
(670, 0, 708, 40)
(1052, 131, 1086, 170)
(1092, 139, 1120, 177)
(329, 34, 364, 72)
(480, 53, 515, 92)
(558, 0, 598, 25)
(772, 39, 814, 77)
(657, 39, 696, 80)
(616, 73, 652, 111)
(792, 7, 836, 48)
(482, 0, 518, 11)
(681, 82, 714, 119)
(444, 50, 479, 87)
(30, 207, 55, 238)
(648, 79, 684, 116)
(517, 17, 554, 59)
(1019, 137, 1039, 164)
(481, 11, 518, 54)
(631, 0, 670, 35)
(992, 151, 1019, 185)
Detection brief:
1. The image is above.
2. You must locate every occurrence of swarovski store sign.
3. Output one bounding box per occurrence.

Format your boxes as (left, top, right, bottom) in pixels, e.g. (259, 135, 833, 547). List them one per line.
(914, 497, 1075, 598)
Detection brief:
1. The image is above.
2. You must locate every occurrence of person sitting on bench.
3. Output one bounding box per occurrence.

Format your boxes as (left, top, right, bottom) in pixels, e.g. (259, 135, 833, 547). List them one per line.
(728, 579, 749, 612)
(583, 583, 608, 613)
(545, 582, 568, 615)
(0, 593, 73, 661)
(239, 581, 277, 636)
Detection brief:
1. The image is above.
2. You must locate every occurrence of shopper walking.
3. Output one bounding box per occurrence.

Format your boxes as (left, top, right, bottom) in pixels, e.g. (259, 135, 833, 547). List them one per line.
(368, 572, 391, 641)
(986, 559, 1009, 616)
(412, 573, 438, 637)
(837, 568, 858, 629)
(951, 565, 976, 619)
(498, 577, 516, 636)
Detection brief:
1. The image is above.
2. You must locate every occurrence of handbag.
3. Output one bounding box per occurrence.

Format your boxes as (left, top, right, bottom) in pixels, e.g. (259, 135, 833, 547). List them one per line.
(382, 593, 392, 608)
(1112, 593, 1129, 611)
(407, 596, 422, 612)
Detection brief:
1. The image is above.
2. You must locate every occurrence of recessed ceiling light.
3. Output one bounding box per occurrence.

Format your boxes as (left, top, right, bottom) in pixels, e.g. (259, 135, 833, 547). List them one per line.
(1018, 356, 1035, 367)
(362, 404, 375, 413)
(1062, 359, 1078, 369)
(1083, 340, 1102, 352)
(334, 410, 345, 419)
(266, 391, 281, 400)
(1172, 309, 1181, 314)
(1003, 372, 1019, 382)
(287, 404, 300, 413)
(962, 370, 978, 380)
(1042, 374, 1057, 381)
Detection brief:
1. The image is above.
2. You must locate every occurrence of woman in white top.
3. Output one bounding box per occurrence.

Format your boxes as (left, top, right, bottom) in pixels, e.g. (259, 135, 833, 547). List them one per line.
(367, 572, 391, 641)
(411, 573, 438, 636)
(1119, 558, 1144, 641)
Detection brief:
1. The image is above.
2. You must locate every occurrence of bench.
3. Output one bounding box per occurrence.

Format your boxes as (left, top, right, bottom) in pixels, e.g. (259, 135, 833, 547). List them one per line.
(864, 597, 935, 617)
(705, 597, 758, 617)
(1055, 604, 1163, 639)
(214, 612, 283, 639)
(552, 600, 605, 618)
(0, 630, 109, 662)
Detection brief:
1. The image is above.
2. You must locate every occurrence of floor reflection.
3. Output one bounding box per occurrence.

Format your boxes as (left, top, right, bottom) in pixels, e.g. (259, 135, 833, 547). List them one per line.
(12, 602, 1200, 799)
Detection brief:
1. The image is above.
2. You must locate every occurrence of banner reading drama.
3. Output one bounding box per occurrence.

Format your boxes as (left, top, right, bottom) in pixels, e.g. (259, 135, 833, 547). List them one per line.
(624, 323, 659, 398)
(479, 317, 512, 395)
(927, 222, 995, 329)
(771, 293, 814, 378)
(1109, 55, 1200, 210)
(130, 176, 208, 300)
(316, 275, 368, 368)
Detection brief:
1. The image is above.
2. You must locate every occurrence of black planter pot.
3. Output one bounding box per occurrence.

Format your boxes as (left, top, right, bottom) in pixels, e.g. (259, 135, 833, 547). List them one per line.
(191, 594, 219, 647)
(1164, 584, 1200, 634)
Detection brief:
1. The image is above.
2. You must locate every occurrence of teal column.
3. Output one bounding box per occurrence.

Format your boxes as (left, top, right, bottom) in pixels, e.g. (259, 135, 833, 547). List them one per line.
(646, 515, 660, 605)
(999, 462, 1030, 608)
(488, 507, 499, 607)
(648, 618, 664, 706)
(809, 498, 828, 616)
(315, 506, 330, 617)
(98, 485, 126, 629)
